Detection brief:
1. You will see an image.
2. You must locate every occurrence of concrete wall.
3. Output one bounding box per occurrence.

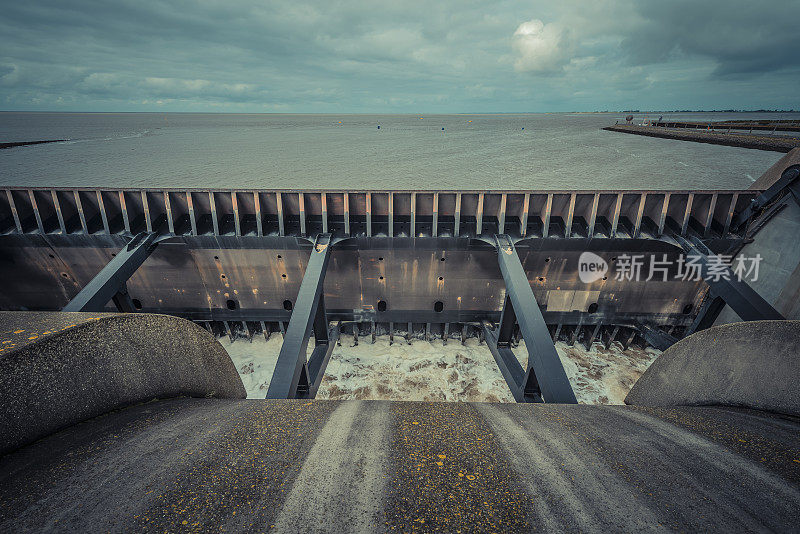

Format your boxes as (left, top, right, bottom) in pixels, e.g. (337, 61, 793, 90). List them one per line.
(715, 198, 800, 324)
(625, 320, 800, 416)
(715, 154, 800, 324)
(751, 147, 800, 189)
(0, 312, 246, 455)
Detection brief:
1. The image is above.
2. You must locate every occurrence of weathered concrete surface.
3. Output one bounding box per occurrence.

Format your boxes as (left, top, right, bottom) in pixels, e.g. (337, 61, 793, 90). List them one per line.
(0, 398, 797, 532)
(715, 156, 800, 324)
(713, 190, 800, 325)
(603, 125, 800, 152)
(0, 312, 245, 455)
(751, 147, 800, 189)
(626, 321, 800, 415)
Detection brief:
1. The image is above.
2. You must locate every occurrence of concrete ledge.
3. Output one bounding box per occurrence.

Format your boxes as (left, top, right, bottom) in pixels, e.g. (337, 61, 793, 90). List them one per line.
(0, 312, 245, 455)
(1, 399, 798, 532)
(625, 320, 800, 415)
(751, 147, 800, 189)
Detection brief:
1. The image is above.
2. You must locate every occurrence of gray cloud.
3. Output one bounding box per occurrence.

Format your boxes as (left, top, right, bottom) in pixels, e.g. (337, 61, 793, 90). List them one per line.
(0, 0, 798, 112)
(621, 1, 800, 76)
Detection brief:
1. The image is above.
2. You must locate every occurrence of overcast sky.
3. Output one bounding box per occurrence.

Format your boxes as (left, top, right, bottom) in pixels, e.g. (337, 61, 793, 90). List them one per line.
(1, 0, 799, 113)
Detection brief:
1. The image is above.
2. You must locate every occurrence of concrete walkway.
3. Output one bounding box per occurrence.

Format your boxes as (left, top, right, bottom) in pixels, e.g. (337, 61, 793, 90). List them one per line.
(1, 398, 798, 532)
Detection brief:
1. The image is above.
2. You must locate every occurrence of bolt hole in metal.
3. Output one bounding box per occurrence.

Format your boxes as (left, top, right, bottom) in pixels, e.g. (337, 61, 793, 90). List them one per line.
(377, 300, 387, 312)
(61, 273, 68, 278)
(283, 299, 293, 311)
(221, 274, 226, 279)
(379, 276, 384, 280)
(434, 301, 444, 313)
(545, 257, 551, 263)
(226, 299, 237, 310)
(277, 254, 282, 259)
(132, 299, 142, 310)
(538, 277, 544, 282)
(214, 255, 219, 260)
(378, 257, 384, 261)
(281, 274, 287, 278)
(683, 303, 693, 314)
(49, 254, 55, 258)
(438, 276, 443, 281)
(588, 302, 599, 313)
(440, 257, 445, 262)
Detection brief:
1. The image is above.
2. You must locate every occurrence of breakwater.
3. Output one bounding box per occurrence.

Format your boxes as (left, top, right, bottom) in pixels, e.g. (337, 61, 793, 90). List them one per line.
(603, 124, 800, 152)
(0, 139, 66, 150)
(654, 120, 800, 132)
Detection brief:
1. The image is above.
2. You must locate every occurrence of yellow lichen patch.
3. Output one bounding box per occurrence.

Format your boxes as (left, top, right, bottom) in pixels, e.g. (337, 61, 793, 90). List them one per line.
(13, 329, 24, 334)
(28, 335, 39, 340)
(411, 421, 419, 425)
(387, 402, 535, 531)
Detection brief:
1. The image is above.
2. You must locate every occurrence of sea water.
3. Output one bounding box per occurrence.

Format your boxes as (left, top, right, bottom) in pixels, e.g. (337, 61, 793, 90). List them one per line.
(1, 111, 787, 402)
(0, 111, 788, 190)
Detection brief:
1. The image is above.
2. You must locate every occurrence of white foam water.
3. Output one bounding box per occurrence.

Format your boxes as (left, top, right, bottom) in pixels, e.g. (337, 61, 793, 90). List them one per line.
(221, 334, 659, 404)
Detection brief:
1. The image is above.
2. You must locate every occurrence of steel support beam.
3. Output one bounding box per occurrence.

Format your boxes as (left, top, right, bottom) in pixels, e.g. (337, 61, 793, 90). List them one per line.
(675, 235, 784, 322)
(635, 323, 678, 351)
(62, 232, 161, 312)
(111, 283, 136, 313)
(604, 326, 619, 350)
(731, 164, 800, 233)
(685, 294, 726, 336)
(266, 234, 338, 399)
(483, 235, 577, 404)
(622, 328, 637, 350)
(584, 323, 602, 351)
(568, 317, 583, 346)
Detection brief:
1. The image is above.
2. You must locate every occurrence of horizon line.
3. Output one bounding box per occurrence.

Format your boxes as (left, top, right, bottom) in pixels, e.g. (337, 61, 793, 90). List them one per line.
(1, 109, 797, 115)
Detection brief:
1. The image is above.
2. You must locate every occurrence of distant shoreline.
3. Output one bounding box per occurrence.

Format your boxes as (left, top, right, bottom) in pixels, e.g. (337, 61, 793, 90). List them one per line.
(0, 110, 797, 115)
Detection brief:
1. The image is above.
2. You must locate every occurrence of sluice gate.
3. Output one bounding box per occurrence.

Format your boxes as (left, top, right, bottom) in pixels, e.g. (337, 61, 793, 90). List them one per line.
(2, 173, 797, 401)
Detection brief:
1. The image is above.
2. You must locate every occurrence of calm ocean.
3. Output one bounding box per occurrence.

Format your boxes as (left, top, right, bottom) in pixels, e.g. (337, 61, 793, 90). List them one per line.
(0, 112, 791, 190)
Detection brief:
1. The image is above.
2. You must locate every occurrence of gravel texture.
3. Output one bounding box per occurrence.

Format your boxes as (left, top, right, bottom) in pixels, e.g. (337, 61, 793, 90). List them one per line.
(0, 311, 245, 455)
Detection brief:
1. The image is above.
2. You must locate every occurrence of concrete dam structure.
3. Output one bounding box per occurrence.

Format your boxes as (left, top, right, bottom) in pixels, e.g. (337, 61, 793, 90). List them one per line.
(1, 158, 799, 530)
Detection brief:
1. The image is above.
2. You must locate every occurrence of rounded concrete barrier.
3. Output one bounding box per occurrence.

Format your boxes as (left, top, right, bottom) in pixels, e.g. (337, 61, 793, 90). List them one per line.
(625, 320, 800, 416)
(0, 312, 246, 455)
